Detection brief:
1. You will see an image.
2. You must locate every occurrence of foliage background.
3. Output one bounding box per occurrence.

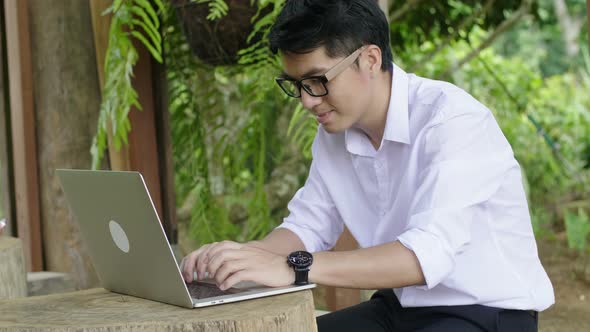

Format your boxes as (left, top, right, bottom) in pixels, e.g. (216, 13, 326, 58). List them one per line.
(96, 0, 590, 255)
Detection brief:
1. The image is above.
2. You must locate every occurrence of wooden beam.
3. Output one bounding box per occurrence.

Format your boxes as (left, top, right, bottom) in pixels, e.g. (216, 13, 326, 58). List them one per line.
(89, 0, 131, 171)
(0, 0, 16, 237)
(4, 0, 43, 271)
(28, 0, 102, 289)
(152, 59, 177, 242)
(89, 0, 111, 91)
(127, 40, 164, 222)
(90, 1, 166, 225)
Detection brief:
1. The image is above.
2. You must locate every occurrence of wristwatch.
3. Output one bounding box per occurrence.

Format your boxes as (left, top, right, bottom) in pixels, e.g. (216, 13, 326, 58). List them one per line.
(287, 251, 313, 285)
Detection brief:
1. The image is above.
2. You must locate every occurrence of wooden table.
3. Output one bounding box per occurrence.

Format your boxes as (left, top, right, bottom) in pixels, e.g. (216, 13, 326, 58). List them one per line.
(0, 288, 318, 331)
(0, 236, 27, 299)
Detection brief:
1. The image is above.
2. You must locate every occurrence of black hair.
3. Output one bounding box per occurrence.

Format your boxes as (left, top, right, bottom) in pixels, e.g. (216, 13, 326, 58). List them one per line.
(268, 0, 393, 71)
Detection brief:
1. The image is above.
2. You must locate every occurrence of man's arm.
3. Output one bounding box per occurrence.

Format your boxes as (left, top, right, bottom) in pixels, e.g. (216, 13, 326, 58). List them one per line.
(250, 228, 425, 289)
(207, 229, 425, 290)
(181, 228, 305, 283)
(247, 228, 306, 256)
(310, 241, 425, 289)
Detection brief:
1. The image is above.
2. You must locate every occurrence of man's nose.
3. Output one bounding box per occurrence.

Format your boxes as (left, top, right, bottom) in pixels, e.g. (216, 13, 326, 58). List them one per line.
(300, 89, 323, 110)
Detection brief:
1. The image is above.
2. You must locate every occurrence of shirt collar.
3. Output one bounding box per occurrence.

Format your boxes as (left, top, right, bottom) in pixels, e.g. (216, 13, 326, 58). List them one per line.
(383, 63, 410, 145)
(345, 63, 411, 156)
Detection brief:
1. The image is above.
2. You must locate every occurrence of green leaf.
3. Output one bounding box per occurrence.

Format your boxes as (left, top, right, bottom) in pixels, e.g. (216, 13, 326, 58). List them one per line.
(565, 209, 590, 252)
(131, 18, 162, 53)
(130, 31, 163, 63)
(133, 0, 159, 28)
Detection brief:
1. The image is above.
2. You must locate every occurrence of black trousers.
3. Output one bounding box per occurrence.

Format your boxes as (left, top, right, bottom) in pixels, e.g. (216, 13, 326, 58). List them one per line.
(317, 289, 538, 332)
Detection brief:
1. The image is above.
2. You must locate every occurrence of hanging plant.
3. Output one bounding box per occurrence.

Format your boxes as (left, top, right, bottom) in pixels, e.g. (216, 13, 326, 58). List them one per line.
(171, 0, 271, 66)
(91, 0, 166, 169)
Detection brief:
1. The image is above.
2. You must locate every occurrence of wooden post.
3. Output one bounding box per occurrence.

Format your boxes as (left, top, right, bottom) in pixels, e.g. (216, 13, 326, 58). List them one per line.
(89, 0, 132, 171)
(0, 1, 16, 237)
(126, 40, 164, 223)
(0, 288, 318, 331)
(26, 0, 103, 289)
(0, 237, 27, 299)
(3, 0, 43, 272)
(152, 60, 178, 242)
(89, 0, 169, 230)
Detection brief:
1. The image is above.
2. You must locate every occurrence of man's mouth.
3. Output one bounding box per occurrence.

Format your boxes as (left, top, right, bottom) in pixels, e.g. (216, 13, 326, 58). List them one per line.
(315, 110, 333, 124)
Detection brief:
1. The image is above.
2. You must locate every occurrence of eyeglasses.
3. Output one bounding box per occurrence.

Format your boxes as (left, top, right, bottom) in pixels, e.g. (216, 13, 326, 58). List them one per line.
(276, 45, 368, 98)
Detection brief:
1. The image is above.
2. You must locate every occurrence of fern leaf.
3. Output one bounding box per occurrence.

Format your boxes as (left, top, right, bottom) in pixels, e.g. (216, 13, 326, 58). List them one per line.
(130, 31, 163, 63)
(133, 0, 159, 28)
(130, 18, 162, 53)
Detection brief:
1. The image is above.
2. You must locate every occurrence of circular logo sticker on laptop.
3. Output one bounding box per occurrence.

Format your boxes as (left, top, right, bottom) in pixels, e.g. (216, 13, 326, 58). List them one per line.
(109, 220, 130, 253)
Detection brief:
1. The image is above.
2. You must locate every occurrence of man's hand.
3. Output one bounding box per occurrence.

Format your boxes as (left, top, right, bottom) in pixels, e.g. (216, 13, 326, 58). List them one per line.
(181, 240, 241, 283)
(207, 243, 295, 290)
(181, 240, 295, 289)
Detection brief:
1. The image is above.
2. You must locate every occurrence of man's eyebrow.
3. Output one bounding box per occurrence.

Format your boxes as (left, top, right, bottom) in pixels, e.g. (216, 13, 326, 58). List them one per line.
(301, 67, 327, 78)
(279, 72, 294, 79)
(279, 67, 328, 80)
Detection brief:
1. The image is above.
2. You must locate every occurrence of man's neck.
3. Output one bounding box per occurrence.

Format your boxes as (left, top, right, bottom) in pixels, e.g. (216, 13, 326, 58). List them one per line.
(359, 69, 392, 150)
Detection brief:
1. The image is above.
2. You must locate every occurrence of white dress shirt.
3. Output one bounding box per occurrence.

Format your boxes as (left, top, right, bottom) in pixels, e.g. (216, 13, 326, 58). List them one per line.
(278, 63, 555, 311)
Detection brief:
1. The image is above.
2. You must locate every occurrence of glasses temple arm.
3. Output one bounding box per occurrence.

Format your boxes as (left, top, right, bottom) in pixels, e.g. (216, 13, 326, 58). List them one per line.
(324, 45, 368, 81)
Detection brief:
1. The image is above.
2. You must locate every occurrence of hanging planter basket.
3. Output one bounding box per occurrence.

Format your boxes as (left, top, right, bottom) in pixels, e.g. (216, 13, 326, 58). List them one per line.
(172, 0, 262, 66)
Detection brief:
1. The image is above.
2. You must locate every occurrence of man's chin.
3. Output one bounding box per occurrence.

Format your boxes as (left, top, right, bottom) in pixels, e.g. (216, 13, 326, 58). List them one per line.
(321, 123, 345, 134)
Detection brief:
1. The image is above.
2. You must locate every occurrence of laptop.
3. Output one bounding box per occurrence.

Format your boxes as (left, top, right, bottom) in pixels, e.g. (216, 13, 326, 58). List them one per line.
(56, 169, 315, 308)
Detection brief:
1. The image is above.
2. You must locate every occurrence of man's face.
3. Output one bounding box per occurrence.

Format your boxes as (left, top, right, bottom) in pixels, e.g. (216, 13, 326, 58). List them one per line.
(280, 47, 373, 133)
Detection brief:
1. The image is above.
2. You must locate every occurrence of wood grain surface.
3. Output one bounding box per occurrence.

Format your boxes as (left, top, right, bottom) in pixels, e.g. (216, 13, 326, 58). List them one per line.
(0, 237, 27, 299)
(0, 288, 318, 331)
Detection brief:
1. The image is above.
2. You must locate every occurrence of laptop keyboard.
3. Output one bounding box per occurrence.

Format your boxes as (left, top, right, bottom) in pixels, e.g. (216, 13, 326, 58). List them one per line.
(186, 282, 242, 299)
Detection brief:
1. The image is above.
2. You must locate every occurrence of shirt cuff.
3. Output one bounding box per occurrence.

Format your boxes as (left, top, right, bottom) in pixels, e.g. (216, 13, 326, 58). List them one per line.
(397, 228, 455, 289)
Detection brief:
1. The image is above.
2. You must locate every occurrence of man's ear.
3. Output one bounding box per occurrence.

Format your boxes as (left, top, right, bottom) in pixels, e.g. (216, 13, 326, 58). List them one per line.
(364, 45, 383, 73)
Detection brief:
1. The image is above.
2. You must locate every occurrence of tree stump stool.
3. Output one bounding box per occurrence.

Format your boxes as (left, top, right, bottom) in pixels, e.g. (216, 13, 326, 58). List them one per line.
(0, 288, 318, 331)
(0, 237, 27, 299)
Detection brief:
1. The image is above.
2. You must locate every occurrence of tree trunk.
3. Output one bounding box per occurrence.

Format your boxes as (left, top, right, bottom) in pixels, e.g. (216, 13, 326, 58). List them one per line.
(28, 0, 101, 289)
(0, 288, 318, 331)
(439, 0, 531, 80)
(553, 0, 583, 57)
(0, 237, 27, 299)
(378, 0, 389, 18)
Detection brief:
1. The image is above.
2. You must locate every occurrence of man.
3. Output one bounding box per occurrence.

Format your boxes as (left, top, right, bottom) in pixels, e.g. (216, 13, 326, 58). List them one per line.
(182, 0, 554, 330)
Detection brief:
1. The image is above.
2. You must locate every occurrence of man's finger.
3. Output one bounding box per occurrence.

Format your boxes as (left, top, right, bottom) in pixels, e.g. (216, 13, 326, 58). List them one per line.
(220, 269, 250, 291)
(208, 249, 245, 278)
(196, 243, 218, 281)
(182, 251, 198, 282)
(206, 241, 242, 262)
(214, 259, 248, 286)
(183, 245, 208, 282)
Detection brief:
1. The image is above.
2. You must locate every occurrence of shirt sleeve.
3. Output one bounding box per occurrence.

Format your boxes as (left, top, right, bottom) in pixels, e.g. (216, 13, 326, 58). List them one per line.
(276, 140, 344, 253)
(397, 108, 517, 289)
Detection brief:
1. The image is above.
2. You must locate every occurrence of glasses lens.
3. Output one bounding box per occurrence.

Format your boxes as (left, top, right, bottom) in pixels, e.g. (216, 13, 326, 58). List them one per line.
(301, 78, 327, 97)
(277, 80, 300, 97)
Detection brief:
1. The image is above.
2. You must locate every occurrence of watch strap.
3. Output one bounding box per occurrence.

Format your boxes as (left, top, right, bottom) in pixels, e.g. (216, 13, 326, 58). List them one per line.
(294, 269, 309, 285)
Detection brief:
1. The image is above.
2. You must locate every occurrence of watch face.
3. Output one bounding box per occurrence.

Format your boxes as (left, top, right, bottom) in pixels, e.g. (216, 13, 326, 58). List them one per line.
(288, 251, 313, 268)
